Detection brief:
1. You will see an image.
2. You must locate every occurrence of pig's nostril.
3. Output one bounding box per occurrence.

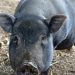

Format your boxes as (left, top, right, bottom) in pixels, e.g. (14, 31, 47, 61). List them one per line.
(21, 69, 25, 73)
(20, 65, 39, 75)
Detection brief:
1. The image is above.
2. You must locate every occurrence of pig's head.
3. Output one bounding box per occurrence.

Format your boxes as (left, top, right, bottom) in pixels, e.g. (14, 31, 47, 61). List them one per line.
(0, 14, 66, 75)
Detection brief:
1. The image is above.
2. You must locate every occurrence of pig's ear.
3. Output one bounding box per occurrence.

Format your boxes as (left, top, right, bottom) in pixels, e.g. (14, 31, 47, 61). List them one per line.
(45, 15, 67, 33)
(0, 13, 15, 32)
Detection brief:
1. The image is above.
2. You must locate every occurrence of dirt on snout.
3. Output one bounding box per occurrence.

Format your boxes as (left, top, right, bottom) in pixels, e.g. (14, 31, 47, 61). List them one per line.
(0, 0, 75, 75)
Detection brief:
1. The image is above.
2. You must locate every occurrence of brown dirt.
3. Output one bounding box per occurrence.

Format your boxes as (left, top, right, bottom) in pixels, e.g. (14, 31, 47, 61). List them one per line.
(0, 0, 75, 75)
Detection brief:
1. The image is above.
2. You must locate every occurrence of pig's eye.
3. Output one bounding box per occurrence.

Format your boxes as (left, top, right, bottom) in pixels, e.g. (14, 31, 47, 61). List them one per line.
(41, 35, 47, 45)
(41, 34, 47, 40)
(11, 36, 18, 46)
(42, 35, 47, 40)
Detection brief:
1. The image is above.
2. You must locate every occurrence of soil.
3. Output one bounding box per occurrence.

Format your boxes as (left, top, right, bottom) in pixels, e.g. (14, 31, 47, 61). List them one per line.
(0, 0, 75, 75)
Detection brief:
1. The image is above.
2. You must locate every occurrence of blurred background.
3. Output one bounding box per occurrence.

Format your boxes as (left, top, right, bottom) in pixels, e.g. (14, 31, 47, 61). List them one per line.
(0, 0, 75, 75)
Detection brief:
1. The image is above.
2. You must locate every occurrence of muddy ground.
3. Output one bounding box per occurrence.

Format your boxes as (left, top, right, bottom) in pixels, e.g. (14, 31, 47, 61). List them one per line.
(0, 0, 75, 75)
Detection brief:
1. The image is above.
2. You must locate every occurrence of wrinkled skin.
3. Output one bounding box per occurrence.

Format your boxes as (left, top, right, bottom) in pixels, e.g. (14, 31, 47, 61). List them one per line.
(9, 16, 54, 75)
(0, 0, 75, 75)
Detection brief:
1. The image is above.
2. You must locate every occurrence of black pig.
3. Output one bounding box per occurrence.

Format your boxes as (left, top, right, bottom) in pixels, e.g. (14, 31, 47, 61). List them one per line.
(0, 0, 75, 75)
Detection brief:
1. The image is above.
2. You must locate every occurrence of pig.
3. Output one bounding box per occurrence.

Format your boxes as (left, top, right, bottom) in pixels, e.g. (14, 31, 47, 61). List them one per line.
(0, 0, 75, 75)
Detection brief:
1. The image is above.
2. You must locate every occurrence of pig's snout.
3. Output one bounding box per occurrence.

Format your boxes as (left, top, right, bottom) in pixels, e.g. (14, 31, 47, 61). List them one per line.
(17, 62, 40, 75)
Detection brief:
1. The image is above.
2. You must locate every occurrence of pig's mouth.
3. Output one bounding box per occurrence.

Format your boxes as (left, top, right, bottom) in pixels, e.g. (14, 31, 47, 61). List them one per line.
(17, 64, 39, 75)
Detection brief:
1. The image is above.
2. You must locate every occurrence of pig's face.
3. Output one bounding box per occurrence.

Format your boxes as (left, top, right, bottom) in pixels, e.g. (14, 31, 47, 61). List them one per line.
(0, 14, 66, 75)
(9, 18, 52, 75)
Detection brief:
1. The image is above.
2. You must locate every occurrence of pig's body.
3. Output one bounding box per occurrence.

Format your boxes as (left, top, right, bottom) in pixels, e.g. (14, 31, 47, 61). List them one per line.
(15, 0, 75, 49)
